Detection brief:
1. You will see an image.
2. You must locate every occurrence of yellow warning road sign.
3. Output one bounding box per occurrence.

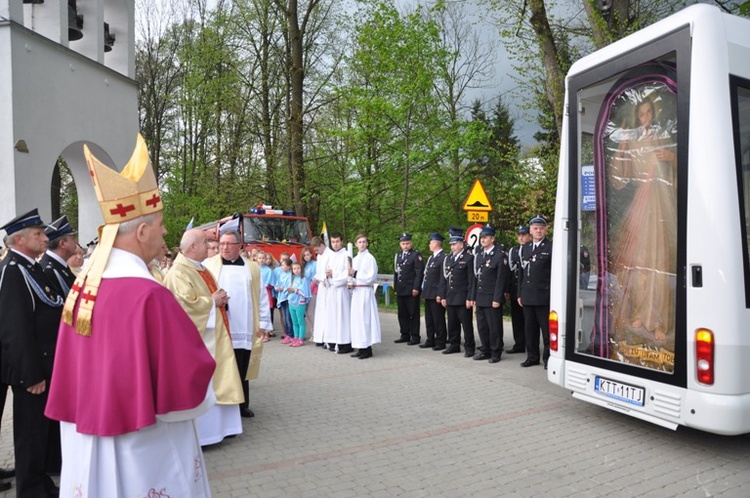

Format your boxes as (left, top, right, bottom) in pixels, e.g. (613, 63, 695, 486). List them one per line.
(462, 179, 492, 212)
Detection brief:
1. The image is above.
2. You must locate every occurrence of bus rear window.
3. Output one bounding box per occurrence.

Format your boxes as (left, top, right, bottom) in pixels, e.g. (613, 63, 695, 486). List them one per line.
(732, 77, 750, 307)
(576, 54, 678, 374)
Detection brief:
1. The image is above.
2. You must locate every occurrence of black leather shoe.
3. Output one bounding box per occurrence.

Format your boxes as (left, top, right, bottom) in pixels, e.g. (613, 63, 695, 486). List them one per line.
(473, 353, 490, 361)
(464, 351, 475, 358)
(407, 340, 420, 346)
(337, 346, 354, 354)
(394, 337, 409, 343)
(359, 349, 373, 359)
(544, 363, 548, 370)
(505, 347, 524, 354)
(442, 346, 460, 354)
(240, 407, 255, 418)
(432, 345, 446, 351)
(0, 468, 13, 479)
(418, 343, 435, 349)
(489, 357, 501, 364)
(351, 350, 363, 358)
(45, 477, 60, 497)
(520, 360, 540, 367)
(0, 481, 10, 493)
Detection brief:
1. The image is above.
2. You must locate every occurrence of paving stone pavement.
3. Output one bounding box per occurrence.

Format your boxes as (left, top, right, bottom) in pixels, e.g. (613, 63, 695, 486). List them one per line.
(2, 311, 750, 496)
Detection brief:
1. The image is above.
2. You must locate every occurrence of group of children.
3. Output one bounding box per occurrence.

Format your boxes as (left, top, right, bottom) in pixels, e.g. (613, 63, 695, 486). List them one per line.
(255, 247, 317, 347)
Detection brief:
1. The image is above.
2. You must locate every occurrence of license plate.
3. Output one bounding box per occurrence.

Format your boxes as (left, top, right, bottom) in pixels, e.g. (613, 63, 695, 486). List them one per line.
(594, 376, 645, 407)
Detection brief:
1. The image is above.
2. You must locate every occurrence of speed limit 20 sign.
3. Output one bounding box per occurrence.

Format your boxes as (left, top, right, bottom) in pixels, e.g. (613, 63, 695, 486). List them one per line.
(464, 224, 483, 250)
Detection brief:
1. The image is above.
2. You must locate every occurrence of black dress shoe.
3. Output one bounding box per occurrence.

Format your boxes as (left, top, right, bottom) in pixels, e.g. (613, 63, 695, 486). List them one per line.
(359, 349, 373, 359)
(418, 343, 435, 349)
(489, 357, 501, 364)
(505, 347, 524, 354)
(337, 346, 354, 354)
(46, 483, 60, 497)
(407, 340, 420, 346)
(0, 468, 13, 479)
(464, 351, 475, 358)
(520, 360, 540, 367)
(351, 350, 363, 358)
(0, 481, 10, 492)
(442, 346, 460, 355)
(240, 407, 255, 418)
(394, 337, 409, 343)
(473, 353, 490, 361)
(432, 345, 446, 351)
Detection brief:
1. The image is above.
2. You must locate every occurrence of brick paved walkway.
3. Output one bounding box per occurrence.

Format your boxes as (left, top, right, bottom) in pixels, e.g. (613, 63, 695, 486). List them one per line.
(2, 312, 750, 496)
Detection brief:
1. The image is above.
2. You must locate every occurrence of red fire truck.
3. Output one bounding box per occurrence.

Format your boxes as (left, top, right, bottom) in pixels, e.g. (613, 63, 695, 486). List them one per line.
(197, 205, 313, 261)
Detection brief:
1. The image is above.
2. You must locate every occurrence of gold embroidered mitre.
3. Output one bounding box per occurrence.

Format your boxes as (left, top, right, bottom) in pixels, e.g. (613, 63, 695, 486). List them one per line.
(62, 134, 163, 335)
(88, 134, 163, 223)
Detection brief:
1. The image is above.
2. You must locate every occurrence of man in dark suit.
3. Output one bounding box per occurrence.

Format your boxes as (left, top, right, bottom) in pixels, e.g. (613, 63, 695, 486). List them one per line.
(420, 233, 447, 350)
(393, 233, 424, 345)
(506, 225, 531, 354)
(518, 215, 553, 369)
(438, 228, 476, 357)
(473, 225, 510, 364)
(0, 209, 64, 497)
(0, 240, 16, 492)
(40, 216, 78, 296)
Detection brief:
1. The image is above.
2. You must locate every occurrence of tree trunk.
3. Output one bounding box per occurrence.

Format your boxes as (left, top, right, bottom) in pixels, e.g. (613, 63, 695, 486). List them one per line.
(287, 0, 306, 216)
(528, 0, 565, 138)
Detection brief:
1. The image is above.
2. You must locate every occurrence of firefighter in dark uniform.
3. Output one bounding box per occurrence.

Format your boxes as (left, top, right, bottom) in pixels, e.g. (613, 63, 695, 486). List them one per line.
(0, 209, 64, 497)
(472, 224, 510, 363)
(40, 216, 78, 296)
(393, 233, 424, 345)
(518, 215, 553, 369)
(438, 228, 476, 357)
(420, 233, 447, 350)
(506, 225, 531, 354)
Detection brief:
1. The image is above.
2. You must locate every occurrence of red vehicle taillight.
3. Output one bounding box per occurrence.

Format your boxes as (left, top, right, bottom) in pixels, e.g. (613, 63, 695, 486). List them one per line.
(549, 310, 559, 351)
(695, 328, 714, 385)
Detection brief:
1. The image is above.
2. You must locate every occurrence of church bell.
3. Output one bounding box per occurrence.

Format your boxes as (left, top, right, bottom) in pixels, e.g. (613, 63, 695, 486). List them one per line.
(68, 0, 84, 41)
(104, 23, 116, 52)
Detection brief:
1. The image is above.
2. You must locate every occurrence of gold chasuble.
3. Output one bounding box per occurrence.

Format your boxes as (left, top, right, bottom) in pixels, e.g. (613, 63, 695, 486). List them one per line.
(164, 253, 243, 404)
(148, 261, 165, 284)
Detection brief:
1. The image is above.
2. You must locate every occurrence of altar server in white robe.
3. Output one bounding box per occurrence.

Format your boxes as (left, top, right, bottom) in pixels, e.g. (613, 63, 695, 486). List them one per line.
(323, 233, 352, 354)
(349, 234, 381, 359)
(311, 236, 331, 346)
(204, 229, 271, 419)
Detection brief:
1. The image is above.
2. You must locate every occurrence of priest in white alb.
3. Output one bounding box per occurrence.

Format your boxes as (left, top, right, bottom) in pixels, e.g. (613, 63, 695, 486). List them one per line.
(204, 228, 271, 419)
(165, 228, 244, 445)
(45, 135, 216, 497)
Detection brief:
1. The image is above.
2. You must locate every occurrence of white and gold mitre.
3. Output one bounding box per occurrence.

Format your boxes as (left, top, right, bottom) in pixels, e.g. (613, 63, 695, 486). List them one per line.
(63, 134, 163, 335)
(85, 134, 163, 224)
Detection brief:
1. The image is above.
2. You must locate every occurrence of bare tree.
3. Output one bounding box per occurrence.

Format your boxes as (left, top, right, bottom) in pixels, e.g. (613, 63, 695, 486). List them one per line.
(429, 1, 496, 215)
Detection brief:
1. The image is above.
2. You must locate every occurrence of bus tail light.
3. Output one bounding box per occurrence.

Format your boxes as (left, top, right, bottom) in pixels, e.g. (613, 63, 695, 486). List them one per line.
(549, 310, 559, 351)
(695, 328, 714, 385)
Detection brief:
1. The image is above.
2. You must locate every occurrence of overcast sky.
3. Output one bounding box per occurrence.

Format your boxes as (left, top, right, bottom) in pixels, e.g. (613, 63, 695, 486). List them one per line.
(391, 0, 541, 147)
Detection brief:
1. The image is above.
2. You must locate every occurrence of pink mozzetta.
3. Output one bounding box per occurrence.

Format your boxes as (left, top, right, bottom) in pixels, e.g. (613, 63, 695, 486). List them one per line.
(45, 277, 216, 436)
